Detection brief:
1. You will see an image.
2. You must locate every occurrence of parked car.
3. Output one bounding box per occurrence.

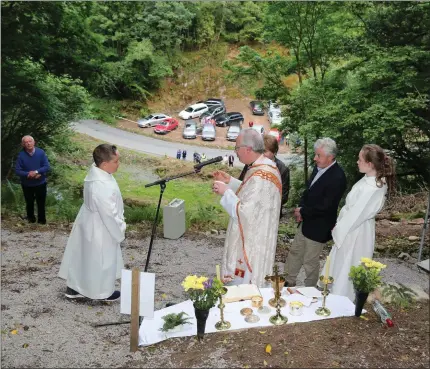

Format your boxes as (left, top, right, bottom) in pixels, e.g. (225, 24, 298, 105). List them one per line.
(226, 124, 241, 141)
(201, 124, 216, 141)
(197, 98, 225, 108)
(137, 113, 171, 128)
(215, 112, 244, 127)
(251, 125, 265, 135)
(199, 105, 226, 124)
(178, 103, 209, 120)
(250, 100, 265, 116)
(182, 121, 198, 139)
(268, 128, 281, 142)
(267, 100, 280, 113)
(268, 110, 282, 126)
(153, 118, 179, 134)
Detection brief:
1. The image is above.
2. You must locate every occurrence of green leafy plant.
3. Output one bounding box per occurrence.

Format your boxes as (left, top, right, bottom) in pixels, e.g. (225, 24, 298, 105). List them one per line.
(381, 283, 418, 309)
(159, 312, 192, 332)
(349, 258, 386, 293)
(182, 275, 224, 310)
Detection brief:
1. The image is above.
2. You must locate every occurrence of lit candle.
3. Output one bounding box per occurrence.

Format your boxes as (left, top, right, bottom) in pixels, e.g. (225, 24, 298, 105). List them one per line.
(216, 264, 221, 280)
(324, 256, 330, 280)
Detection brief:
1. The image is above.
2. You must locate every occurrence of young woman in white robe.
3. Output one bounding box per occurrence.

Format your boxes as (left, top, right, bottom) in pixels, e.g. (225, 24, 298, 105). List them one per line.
(323, 144, 395, 302)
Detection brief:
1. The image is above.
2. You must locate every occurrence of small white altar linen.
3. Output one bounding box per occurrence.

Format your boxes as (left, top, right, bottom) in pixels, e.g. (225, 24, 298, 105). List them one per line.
(138, 287, 357, 346)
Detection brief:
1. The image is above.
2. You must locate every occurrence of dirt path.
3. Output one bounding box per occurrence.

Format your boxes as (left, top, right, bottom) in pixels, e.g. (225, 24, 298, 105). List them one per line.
(1, 223, 429, 368)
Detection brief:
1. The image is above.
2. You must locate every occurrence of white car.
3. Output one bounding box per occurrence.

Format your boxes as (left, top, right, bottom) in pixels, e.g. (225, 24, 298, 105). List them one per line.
(269, 110, 282, 126)
(137, 113, 171, 128)
(178, 103, 209, 120)
(226, 125, 241, 141)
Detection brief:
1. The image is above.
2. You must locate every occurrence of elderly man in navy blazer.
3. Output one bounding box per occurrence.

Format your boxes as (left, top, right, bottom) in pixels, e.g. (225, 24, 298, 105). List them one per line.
(285, 137, 347, 287)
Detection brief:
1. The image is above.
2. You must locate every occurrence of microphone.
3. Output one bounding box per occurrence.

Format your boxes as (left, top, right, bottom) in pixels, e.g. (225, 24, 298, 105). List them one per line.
(194, 156, 223, 169)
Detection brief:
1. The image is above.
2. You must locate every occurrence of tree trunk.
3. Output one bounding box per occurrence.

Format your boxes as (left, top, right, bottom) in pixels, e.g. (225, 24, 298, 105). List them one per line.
(304, 137, 308, 183)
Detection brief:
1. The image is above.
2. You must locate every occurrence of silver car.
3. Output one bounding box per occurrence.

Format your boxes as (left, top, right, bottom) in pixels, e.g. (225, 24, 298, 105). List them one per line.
(226, 125, 241, 141)
(201, 124, 216, 141)
(137, 113, 170, 128)
(183, 121, 198, 139)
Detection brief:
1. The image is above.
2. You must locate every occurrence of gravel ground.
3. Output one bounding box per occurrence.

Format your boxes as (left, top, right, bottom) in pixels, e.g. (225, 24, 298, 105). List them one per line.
(1, 225, 429, 368)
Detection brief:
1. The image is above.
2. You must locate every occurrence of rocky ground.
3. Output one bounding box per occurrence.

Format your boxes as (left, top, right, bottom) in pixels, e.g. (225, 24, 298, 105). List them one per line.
(1, 217, 429, 368)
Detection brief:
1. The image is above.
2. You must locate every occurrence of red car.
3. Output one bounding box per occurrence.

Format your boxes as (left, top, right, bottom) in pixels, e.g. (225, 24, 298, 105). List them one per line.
(154, 118, 179, 134)
(268, 128, 281, 143)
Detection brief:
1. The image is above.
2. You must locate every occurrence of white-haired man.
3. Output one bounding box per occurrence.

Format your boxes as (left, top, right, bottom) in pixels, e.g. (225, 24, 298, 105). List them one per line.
(15, 135, 51, 224)
(285, 138, 347, 287)
(212, 129, 282, 287)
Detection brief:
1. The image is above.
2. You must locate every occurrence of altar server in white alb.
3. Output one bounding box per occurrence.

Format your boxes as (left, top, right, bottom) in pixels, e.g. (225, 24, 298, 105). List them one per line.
(322, 144, 395, 302)
(59, 144, 126, 301)
(212, 129, 282, 287)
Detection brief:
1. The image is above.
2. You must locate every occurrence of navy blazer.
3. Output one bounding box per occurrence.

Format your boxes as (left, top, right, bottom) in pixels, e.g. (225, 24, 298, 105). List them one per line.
(299, 162, 347, 243)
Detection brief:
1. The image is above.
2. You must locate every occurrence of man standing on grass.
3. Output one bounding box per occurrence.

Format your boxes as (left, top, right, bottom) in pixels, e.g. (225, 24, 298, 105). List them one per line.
(59, 144, 126, 302)
(15, 135, 50, 224)
(228, 153, 234, 167)
(212, 129, 282, 287)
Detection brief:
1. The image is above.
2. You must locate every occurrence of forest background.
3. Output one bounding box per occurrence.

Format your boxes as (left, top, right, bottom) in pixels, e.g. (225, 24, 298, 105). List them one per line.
(1, 1, 429, 229)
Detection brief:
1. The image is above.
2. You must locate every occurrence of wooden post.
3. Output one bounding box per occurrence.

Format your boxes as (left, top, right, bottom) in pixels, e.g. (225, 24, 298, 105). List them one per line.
(130, 268, 140, 352)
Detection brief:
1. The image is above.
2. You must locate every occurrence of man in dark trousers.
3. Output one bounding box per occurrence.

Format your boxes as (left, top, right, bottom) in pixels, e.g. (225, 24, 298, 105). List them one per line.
(15, 135, 51, 224)
(285, 137, 347, 287)
(228, 154, 234, 167)
(182, 149, 187, 160)
(239, 135, 290, 217)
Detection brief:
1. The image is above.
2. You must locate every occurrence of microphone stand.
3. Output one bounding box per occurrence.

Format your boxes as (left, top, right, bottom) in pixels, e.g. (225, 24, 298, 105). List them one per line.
(143, 168, 201, 272)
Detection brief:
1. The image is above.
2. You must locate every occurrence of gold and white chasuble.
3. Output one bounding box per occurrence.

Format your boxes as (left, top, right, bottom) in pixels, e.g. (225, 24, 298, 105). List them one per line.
(220, 156, 282, 287)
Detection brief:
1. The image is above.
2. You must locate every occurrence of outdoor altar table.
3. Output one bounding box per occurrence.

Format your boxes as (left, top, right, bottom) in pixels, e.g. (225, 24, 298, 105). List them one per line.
(138, 287, 357, 346)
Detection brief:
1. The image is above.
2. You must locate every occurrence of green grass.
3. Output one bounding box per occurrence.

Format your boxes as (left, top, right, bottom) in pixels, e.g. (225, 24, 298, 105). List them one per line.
(1, 133, 229, 230)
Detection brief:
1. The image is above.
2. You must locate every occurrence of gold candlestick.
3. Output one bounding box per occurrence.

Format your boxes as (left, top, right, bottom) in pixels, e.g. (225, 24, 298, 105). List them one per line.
(315, 275, 334, 317)
(269, 290, 288, 325)
(215, 287, 231, 330)
(265, 264, 288, 308)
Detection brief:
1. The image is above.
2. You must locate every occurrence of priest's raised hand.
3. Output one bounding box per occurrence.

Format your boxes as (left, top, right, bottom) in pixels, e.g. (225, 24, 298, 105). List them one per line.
(213, 170, 231, 184)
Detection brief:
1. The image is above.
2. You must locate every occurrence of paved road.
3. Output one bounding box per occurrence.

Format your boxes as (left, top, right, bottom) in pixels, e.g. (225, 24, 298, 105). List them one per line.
(72, 119, 302, 167)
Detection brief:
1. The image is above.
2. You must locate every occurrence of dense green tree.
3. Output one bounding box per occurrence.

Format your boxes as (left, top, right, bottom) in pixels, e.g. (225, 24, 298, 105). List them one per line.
(1, 59, 89, 178)
(281, 2, 430, 188)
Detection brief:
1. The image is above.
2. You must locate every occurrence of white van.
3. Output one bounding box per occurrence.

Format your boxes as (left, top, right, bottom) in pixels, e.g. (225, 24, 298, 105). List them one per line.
(179, 103, 209, 120)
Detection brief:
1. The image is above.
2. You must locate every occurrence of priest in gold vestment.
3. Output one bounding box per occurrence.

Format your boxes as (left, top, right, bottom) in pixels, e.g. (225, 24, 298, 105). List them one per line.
(212, 129, 282, 287)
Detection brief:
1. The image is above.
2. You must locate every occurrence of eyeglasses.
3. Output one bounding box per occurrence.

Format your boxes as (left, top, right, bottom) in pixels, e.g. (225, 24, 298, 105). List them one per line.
(234, 145, 249, 152)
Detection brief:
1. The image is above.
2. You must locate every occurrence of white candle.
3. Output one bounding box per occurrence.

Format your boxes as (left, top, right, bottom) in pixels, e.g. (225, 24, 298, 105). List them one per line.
(216, 264, 221, 280)
(324, 256, 330, 280)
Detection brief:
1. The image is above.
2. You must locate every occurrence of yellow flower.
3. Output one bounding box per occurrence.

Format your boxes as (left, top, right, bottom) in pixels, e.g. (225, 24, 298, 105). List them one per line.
(373, 261, 386, 270)
(361, 258, 386, 270)
(182, 275, 208, 291)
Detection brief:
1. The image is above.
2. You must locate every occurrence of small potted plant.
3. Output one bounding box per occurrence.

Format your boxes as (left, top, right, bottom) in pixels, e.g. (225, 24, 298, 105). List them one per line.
(159, 312, 192, 333)
(349, 257, 386, 317)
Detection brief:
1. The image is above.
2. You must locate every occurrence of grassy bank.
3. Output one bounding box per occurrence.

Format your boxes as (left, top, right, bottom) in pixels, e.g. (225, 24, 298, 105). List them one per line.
(1, 133, 241, 231)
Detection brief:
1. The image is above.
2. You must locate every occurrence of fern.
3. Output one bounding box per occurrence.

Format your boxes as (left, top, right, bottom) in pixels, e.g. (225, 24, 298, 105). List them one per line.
(159, 312, 192, 332)
(381, 283, 418, 309)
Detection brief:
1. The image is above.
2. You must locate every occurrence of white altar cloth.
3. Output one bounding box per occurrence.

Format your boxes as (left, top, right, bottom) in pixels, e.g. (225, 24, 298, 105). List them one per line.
(139, 288, 357, 346)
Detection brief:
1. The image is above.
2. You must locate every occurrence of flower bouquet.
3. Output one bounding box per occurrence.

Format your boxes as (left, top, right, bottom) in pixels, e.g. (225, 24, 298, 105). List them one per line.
(182, 275, 224, 340)
(349, 257, 386, 316)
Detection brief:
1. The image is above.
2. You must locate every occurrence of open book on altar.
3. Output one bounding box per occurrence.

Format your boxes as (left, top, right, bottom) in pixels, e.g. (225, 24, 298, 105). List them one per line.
(223, 284, 262, 303)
